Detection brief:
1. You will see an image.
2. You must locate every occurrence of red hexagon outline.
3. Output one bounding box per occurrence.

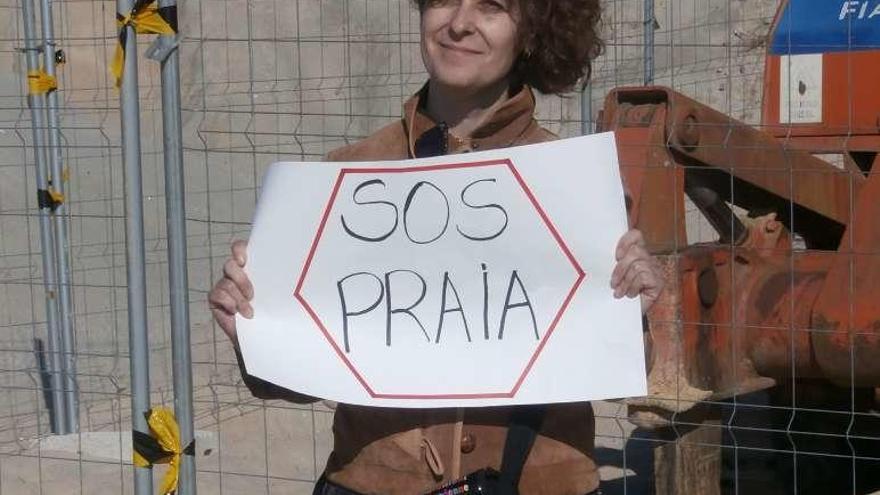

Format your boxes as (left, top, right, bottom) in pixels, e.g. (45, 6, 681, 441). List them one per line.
(293, 158, 586, 400)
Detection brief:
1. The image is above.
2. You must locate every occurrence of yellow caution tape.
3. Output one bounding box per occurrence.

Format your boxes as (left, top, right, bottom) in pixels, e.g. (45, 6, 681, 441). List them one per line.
(47, 188, 65, 205)
(27, 69, 57, 95)
(132, 407, 193, 495)
(111, 0, 177, 87)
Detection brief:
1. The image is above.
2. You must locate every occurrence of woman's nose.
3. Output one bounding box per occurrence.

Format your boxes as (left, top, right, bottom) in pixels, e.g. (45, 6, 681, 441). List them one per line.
(448, 3, 477, 37)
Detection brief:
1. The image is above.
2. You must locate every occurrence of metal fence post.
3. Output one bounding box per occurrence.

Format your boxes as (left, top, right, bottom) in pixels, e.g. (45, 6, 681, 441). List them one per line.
(644, 0, 655, 85)
(154, 0, 196, 492)
(20, 0, 67, 435)
(116, 0, 153, 492)
(581, 82, 593, 135)
(38, 0, 78, 433)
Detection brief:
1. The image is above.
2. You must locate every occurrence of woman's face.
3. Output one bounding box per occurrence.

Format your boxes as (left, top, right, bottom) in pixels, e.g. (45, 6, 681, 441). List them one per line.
(420, 0, 521, 95)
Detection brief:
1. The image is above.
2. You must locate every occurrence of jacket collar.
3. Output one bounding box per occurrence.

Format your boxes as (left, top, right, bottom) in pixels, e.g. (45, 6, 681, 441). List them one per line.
(403, 83, 539, 158)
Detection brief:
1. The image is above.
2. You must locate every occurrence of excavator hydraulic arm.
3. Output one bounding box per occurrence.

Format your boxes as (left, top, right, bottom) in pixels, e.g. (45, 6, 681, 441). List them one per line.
(598, 86, 880, 412)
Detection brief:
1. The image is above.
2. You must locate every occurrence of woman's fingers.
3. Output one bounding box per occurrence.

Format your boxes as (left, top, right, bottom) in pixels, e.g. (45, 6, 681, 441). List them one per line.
(615, 229, 645, 261)
(212, 281, 253, 318)
(611, 243, 650, 294)
(636, 268, 664, 312)
(210, 306, 237, 342)
(221, 278, 254, 318)
(625, 268, 649, 298)
(231, 240, 248, 266)
(624, 259, 665, 310)
(619, 258, 649, 298)
(226, 240, 254, 300)
(611, 229, 646, 286)
(208, 240, 253, 346)
(209, 279, 236, 313)
(223, 257, 254, 300)
(610, 229, 666, 312)
(209, 283, 240, 341)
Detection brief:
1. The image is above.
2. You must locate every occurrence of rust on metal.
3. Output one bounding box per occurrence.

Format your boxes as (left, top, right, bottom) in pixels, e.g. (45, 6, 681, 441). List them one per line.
(600, 84, 879, 416)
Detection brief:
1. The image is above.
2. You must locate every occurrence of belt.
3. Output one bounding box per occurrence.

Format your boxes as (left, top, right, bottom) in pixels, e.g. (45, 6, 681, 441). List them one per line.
(312, 475, 604, 495)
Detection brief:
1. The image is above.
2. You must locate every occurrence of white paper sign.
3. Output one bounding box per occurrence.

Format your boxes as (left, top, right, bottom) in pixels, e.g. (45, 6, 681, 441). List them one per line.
(237, 132, 647, 408)
(780, 53, 823, 124)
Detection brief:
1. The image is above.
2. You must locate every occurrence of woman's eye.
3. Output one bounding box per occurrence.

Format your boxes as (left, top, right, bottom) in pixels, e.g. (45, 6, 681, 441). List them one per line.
(479, 0, 507, 12)
(425, 0, 454, 8)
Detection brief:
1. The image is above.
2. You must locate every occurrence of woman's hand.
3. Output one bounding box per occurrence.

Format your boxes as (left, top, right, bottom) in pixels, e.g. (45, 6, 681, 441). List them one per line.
(610, 229, 664, 314)
(208, 240, 254, 344)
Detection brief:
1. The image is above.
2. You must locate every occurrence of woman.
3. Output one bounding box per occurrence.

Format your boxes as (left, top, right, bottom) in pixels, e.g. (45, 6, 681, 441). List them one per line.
(209, 1, 664, 493)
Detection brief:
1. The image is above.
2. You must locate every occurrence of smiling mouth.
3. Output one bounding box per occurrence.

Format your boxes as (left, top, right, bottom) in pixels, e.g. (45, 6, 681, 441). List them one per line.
(438, 42, 482, 55)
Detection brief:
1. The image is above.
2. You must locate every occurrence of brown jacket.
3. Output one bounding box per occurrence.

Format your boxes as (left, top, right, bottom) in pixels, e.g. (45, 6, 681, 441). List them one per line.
(242, 85, 600, 494)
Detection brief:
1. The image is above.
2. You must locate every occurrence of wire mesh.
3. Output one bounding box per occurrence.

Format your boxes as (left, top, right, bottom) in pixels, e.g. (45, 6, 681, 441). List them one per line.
(0, 0, 878, 493)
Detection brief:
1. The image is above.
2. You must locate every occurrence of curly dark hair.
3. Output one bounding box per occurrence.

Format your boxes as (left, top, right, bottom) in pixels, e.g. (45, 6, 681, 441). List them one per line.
(413, 0, 604, 94)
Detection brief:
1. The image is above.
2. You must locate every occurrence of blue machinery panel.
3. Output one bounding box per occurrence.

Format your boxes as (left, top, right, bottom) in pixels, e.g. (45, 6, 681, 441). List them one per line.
(770, 0, 880, 54)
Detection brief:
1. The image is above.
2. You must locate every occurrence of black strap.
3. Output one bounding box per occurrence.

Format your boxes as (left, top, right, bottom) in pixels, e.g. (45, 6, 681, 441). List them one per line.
(36, 189, 61, 211)
(498, 405, 546, 493)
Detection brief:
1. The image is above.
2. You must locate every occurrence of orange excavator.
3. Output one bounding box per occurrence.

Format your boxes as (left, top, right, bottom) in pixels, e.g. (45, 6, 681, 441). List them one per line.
(598, 0, 880, 492)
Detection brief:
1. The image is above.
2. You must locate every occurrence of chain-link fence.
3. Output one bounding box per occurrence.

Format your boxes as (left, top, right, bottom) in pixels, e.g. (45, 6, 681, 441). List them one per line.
(1, 0, 878, 493)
